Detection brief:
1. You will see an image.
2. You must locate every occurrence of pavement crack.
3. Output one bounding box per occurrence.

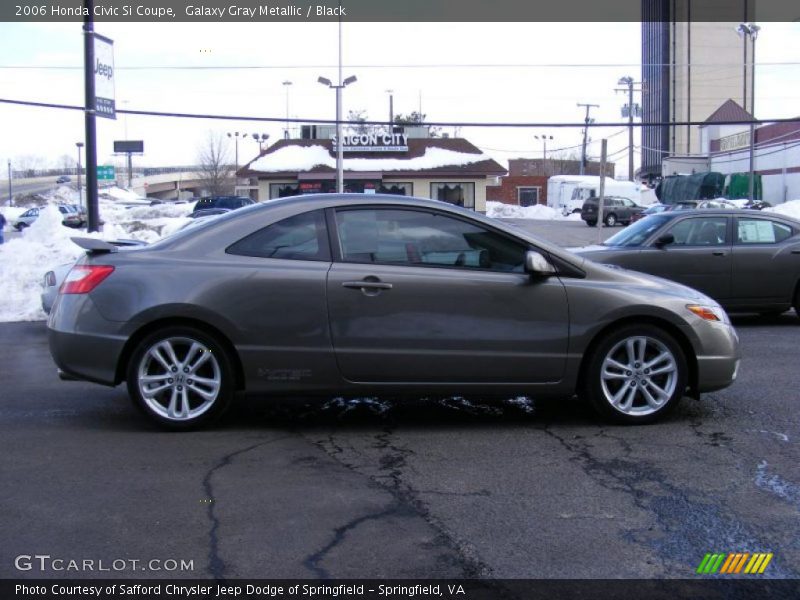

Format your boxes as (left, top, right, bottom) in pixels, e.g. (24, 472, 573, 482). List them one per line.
(306, 427, 495, 579)
(303, 504, 401, 578)
(202, 435, 294, 580)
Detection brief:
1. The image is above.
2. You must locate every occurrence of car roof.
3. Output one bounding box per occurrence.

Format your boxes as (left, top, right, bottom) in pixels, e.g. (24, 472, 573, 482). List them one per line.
(655, 208, 800, 224)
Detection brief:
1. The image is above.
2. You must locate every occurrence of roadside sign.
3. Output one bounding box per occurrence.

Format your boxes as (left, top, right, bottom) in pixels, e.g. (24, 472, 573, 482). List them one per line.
(97, 165, 115, 180)
(93, 33, 115, 119)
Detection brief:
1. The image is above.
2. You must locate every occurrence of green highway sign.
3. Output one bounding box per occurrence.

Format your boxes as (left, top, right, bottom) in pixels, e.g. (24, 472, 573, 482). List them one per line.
(97, 165, 115, 180)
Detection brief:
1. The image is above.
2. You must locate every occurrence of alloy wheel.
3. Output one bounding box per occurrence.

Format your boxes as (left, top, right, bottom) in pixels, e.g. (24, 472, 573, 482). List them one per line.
(136, 336, 221, 422)
(599, 335, 678, 416)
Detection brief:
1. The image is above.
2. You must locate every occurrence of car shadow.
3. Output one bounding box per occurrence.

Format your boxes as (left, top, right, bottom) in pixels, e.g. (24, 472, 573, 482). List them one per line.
(729, 310, 799, 328)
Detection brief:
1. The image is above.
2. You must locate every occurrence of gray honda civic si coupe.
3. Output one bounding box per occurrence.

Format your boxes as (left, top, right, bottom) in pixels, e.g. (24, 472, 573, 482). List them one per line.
(48, 194, 740, 429)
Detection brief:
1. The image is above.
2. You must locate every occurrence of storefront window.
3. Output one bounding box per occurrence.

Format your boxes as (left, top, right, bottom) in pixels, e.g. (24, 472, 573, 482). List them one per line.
(431, 183, 475, 209)
(269, 184, 300, 199)
(378, 183, 412, 196)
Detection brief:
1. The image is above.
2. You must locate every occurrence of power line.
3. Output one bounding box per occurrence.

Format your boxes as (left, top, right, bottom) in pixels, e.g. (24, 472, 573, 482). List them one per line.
(2, 62, 799, 70)
(1, 96, 798, 129)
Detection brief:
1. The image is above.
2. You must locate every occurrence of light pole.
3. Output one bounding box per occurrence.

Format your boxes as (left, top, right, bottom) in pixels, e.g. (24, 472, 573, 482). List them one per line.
(386, 89, 394, 133)
(534, 135, 553, 175)
(282, 81, 292, 139)
(577, 103, 599, 175)
(6, 159, 11, 206)
(227, 132, 248, 174)
(318, 74, 357, 193)
(76, 142, 84, 209)
(251, 133, 270, 152)
(737, 23, 760, 201)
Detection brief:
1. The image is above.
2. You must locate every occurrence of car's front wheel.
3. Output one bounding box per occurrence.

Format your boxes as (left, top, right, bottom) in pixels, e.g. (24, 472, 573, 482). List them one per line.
(583, 324, 687, 424)
(126, 326, 235, 430)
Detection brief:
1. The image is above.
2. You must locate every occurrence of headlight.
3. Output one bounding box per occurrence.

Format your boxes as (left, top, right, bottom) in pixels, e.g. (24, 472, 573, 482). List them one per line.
(686, 304, 730, 324)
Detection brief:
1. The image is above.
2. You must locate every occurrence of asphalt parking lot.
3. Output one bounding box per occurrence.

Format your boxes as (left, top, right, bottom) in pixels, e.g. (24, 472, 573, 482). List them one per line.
(1, 219, 798, 584)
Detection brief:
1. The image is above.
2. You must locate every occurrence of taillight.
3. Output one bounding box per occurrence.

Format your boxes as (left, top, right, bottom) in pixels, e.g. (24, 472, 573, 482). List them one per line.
(61, 265, 115, 294)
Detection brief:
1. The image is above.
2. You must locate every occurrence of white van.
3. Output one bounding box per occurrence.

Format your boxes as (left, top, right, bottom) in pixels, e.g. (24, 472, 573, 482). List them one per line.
(547, 175, 654, 215)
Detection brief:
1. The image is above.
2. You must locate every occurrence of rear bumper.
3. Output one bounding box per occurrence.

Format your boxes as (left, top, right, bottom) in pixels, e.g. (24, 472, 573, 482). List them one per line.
(48, 295, 126, 386)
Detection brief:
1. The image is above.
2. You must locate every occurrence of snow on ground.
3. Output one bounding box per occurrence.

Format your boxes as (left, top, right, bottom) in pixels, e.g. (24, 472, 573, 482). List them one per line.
(486, 201, 580, 220)
(764, 199, 800, 220)
(0, 187, 195, 322)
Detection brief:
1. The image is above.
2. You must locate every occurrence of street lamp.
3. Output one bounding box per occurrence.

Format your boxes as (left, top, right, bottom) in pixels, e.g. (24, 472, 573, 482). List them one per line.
(386, 89, 394, 133)
(227, 132, 249, 174)
(737, 22, 760, 201)
(76, 142, 84, 209)
(534, 135, 553, 175)
(318, 74, 357, 193)
(6, 159, 11, 206)
(251, 133, 270, 152)
(282, 81, 292, 139)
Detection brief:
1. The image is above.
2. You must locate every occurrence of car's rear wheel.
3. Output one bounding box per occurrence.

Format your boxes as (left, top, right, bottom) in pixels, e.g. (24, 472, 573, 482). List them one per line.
(126, 326, 234, 430)
(605, 213, 617, 227)
(583, 324, 687, 424)
(586, 220, 597, 227)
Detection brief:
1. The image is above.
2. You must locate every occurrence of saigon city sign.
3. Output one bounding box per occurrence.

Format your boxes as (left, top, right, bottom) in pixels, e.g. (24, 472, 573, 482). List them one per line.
(331, 133, 409, 152)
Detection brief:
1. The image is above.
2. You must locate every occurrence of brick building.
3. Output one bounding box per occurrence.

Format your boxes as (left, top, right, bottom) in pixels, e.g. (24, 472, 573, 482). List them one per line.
(486, 158, 615, 206)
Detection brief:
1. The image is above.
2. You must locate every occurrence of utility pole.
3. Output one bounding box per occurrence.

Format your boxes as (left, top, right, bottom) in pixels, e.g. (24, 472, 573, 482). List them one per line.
(282, 81, 292, 139)
(598, 139, 607, 241)
(577, 103, 599, 175)
(616, 77, 641, 181)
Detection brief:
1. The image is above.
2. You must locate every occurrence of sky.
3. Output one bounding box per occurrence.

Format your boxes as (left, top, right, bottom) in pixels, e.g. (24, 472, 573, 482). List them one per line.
(0, 21, 798, 175)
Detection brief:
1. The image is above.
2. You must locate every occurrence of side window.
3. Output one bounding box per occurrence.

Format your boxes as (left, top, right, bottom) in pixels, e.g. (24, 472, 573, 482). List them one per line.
(666, 217, 727, 246)
(335, 208, 527, 272)
(226, 210, 330, 261)
(736, 219, 793, 244)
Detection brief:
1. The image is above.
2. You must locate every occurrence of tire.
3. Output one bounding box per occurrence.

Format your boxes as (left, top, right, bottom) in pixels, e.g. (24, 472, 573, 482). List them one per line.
(586, 220, 597, 227)
(604, 213, 618, 227)
(126, 326, 235, 430)
(582, 324, 687, 424)
(16, 223, 28, 231)
(794, 287, 800, 319)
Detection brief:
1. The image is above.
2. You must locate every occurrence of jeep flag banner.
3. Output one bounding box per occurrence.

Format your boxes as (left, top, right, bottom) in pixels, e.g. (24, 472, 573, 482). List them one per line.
(93, 33, 115, 119)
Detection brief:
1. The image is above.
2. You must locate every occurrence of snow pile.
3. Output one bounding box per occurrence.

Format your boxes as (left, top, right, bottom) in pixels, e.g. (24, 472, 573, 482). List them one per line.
(765, 199, 800, 221)
(249, 144, 489, 172)
(0, 188, 197, 322)
(486, 201, 577, 220)
(1, 207, 26, 229)
(0, 207, 88, 321)
(100, 186, 146, 203)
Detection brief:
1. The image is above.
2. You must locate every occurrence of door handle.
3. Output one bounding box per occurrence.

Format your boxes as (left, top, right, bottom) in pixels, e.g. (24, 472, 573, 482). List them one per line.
(342, 281, 393, 290)
(712, 250, 727, 256)
(791, 249, 800, 255)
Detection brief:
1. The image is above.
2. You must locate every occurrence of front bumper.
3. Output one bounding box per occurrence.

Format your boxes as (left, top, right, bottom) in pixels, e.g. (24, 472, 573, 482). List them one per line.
(693, 321, 740, 393)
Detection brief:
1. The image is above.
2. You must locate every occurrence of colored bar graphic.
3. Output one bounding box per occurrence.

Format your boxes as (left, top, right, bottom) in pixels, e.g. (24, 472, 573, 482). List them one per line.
(698, 552, 773, 575)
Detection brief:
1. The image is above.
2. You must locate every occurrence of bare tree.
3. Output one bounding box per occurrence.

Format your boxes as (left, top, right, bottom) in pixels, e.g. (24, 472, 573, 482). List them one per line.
(14, 154, 47, 178)
(195, 132, 234, 196)
(347, 109, 371, 135)
(57, 154, 73, 172)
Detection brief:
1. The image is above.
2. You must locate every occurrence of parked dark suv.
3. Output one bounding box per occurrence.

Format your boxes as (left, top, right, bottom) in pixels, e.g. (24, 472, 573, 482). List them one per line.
(581, 196, 644, 227)
(191, 195, 255, 216)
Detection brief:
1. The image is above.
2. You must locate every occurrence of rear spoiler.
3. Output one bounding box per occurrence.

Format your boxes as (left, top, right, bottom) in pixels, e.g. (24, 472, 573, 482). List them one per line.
(71, 237, 119, 255)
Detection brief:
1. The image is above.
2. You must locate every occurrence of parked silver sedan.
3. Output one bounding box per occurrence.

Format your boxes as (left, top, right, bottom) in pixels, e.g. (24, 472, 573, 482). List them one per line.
(48, 195, 740, 429)
(572, 209, 800, 317)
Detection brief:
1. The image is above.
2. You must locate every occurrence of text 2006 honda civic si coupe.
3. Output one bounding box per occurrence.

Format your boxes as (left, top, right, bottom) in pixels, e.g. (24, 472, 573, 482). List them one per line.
(48, 195, 740, 429)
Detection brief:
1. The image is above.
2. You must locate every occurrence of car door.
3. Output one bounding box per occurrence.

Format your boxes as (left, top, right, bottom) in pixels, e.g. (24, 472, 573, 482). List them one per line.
(325, 207, 569, 384)
(635, 215, 732, 301)
(729, 216, 800, 306)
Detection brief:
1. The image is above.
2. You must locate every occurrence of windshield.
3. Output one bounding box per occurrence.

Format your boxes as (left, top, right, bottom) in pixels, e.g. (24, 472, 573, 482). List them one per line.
(604, 214, 672, 247)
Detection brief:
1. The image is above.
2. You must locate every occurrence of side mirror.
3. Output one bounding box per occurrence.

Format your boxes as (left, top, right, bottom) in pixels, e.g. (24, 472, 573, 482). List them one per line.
(654, 233, 674, 248)
(525, 250, 556, 276)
